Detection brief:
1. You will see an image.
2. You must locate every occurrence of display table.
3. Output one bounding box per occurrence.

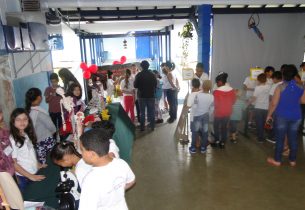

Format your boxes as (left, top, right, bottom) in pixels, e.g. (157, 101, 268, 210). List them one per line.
(23, 156, 60, 208)
(107, 102, 135, 163)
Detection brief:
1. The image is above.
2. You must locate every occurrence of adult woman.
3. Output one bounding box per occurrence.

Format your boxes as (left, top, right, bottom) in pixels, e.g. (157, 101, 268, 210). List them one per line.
(161, 61, 180, 123)
(267, 65, 305, 166)
(58, 68, 80, 92)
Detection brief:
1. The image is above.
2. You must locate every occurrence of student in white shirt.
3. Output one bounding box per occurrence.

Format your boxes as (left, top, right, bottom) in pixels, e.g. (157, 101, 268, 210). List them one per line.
(186, 79, 214, 154)
(9, 108, 46, 192)
(248, 73, 271, 142)
(193, 63, 209, 87)
(51, 132, 120, 187)
(120, 69, 135, 122)
(264, 66, 275, 86)
(243, 76, 257, 100)
(79, 128, 135, 210)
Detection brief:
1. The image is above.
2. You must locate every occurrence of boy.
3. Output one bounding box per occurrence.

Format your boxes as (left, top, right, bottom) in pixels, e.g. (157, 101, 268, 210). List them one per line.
(249, 73, 271, 143)
(264, 66, 275, 86)
(44, 73, 62, 139)
(79, 128, 135, 210)
(186, 79, 214, 154)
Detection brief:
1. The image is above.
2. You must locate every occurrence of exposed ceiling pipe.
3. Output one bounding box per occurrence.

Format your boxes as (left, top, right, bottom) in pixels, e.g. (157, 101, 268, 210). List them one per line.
(40, 0, 305, 8)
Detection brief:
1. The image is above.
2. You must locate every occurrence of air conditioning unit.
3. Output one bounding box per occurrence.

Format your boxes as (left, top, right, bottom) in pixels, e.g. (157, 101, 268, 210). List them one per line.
(45, 11, 61, 25)
(20, 0, 40, 12)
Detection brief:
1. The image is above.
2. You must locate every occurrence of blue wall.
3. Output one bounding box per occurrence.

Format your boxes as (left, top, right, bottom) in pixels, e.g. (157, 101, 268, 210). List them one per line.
(13, 71, 50, 110)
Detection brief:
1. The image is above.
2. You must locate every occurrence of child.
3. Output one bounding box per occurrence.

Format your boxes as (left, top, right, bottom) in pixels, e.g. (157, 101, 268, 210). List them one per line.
(9, 108, 46, 192)
(264, 66, 275, 86)
(194, 63, 209, 87)
(120, 69, 135, 122)
(213, 73, 236, 149)
(0, 106, 15, 176)
(26, 88, 56, 164)
(153, 70, 163, 123)
(44, 73, 62, 138)
(66, 83, 85, 113)
(187, 79, 214, 154)
(249, 73, 271, 143)
(229, 90, 246, 143)
(78, 128, 135, 210)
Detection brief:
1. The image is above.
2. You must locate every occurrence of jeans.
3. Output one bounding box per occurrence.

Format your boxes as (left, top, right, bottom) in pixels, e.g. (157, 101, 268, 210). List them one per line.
(49, 112, 62, 130)
(274, 116, 301, 162)
(139, 98, 155, 130)
(255, 108, 268, 141)
(165, 89, 178, 119)
(229, 120, 239, 133)
(214, 117, 230, 143)
(135, 99, 140, 123)
(190, 113, 209, 149)
(16, 175, 31, 193)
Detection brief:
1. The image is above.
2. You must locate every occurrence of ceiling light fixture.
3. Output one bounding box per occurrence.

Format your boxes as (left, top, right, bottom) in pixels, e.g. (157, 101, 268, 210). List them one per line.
(230, 5, 245, 8)
(265, 4, 280, 8)
(282, 4, 296, 7)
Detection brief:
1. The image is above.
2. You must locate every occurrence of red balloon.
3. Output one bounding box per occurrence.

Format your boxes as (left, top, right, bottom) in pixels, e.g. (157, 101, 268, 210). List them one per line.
(80, 62, 88, 71)
(113, 61, 120, 65)
(88, 64, 98, 73)
(120, 56, 127, 64)
(83, 70, 91, 79)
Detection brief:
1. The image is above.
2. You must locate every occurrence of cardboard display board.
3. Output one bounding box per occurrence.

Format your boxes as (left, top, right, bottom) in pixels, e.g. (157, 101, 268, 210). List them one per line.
(250, 68, 264, 80)
(174, 94, 189, 142)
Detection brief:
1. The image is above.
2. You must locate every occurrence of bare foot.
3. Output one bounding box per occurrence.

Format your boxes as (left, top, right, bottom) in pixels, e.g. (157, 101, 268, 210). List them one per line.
(267, 157, 281, 166)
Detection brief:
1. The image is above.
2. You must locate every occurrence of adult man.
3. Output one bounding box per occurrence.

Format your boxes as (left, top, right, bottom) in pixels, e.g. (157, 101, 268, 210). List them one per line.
(134, 60, 157, 131)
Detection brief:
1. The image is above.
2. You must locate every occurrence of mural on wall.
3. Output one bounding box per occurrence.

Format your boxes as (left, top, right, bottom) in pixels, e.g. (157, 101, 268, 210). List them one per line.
(0, 55, 15, 123)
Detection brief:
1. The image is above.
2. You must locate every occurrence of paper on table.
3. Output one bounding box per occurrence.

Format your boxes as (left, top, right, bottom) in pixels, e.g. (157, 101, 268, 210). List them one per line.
(24, 201, 44, 209)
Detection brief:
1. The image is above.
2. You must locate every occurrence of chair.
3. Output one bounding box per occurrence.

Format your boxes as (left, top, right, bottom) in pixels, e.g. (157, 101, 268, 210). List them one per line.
(0, 172, 24, 210)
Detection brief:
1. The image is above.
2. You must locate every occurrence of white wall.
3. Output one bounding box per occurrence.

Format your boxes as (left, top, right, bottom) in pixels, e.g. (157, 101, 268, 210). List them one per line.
(103, 37, 136, 62)
(212, 13, 305, 89)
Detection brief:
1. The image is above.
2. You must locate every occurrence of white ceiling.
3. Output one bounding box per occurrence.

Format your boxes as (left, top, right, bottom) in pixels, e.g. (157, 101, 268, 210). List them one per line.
(41, 0, 305, 8)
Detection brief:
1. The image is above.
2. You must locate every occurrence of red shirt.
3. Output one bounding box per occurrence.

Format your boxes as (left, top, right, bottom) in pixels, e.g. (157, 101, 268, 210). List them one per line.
(213, 85, 236, 118)
(44, 86, 62, 113)
(0, 126, 15, 176)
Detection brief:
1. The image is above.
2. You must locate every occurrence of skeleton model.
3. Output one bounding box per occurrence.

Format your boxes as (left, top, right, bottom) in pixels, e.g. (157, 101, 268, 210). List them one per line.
(56, 87, 80, 146)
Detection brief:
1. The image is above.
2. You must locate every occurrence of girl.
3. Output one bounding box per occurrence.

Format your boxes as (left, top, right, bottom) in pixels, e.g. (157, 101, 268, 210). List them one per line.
(10, 108, 46, 192)
(51, 135, 119, 187)
(66, 83, 85, 113)
(153, 70, 163, 123)
(25, 88, 56, 164)
(162, 61, 180, 123)
(213, 73, 236, 149)
(0, 106, 15, 176)
(120, 69, 135, 122)
(58, 68, 80, 92)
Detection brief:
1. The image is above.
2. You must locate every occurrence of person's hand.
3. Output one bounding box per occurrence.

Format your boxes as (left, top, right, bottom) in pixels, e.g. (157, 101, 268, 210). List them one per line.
(38, 163, 48, 169)
(266, 116, 273, 123)
(29, 174, 46, 181)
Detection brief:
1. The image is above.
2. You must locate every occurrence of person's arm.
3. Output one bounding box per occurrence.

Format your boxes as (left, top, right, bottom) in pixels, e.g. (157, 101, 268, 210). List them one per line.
(13, 159, 45, 181)
(266, 86, 281, 121)
(125, 180, 136, 190)
(167, 73, 176, 89)
(134, 74, 139, 89)
(301, 90, 305, 104)
(176, 78, 180, 90)
(44, 88, 51, 103)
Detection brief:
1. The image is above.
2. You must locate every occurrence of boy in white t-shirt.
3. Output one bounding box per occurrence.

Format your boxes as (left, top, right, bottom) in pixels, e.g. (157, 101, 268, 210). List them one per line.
(248, 73, 271, 143)
(186, 79, 214, 154)
(79, 128, 135, 210)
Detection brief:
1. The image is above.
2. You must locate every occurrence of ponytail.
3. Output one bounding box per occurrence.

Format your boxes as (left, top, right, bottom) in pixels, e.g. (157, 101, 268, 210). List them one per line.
(25, 88, 42, 112)
(50, 142, 81, 162)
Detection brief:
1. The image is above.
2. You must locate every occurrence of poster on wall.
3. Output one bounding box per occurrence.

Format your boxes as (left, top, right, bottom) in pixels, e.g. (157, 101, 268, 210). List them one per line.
(250, 68, 264, 80)
(182, 68, 194, 81)
(0, 56, 15, 123)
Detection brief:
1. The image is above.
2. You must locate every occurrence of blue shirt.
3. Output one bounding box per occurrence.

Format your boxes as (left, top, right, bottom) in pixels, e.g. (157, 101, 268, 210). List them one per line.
(275, 80, 304, 120)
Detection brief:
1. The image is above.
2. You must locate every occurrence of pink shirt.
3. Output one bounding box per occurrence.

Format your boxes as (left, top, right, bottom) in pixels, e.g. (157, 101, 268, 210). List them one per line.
(0, 126, 15, 176)
(44, 86, 62, 113)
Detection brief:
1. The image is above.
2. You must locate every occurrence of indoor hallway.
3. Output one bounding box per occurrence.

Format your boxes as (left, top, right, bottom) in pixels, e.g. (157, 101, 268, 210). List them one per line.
(126, 119, 305, 210)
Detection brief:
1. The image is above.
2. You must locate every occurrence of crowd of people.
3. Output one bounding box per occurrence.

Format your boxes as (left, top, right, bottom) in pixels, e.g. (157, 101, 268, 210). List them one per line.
(1, 60, 305, 209)
(186, 62, 305, 168)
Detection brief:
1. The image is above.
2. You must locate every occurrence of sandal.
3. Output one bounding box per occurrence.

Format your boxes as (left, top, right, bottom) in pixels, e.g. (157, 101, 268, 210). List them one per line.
(289, 161, 296, 167)
(282, 148, 290, 157)
(267, 157, 281, 166)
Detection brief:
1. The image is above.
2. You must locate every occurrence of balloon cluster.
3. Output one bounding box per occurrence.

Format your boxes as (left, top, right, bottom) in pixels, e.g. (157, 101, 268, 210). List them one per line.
(112, 56, 127, 65)
(80, 62, 98, 79)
